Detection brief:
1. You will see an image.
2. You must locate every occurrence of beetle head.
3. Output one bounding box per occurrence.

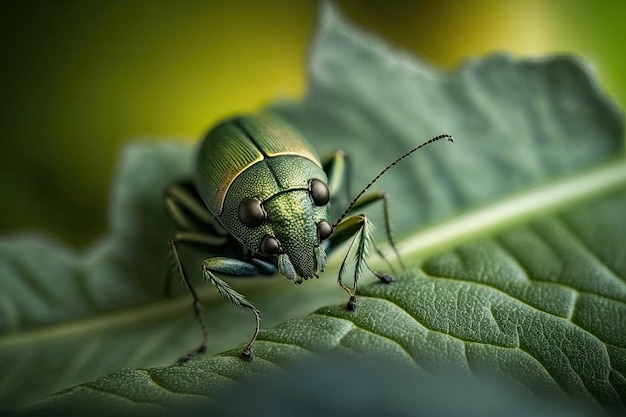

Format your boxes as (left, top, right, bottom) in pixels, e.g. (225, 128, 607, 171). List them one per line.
(234, 184, 332, 283)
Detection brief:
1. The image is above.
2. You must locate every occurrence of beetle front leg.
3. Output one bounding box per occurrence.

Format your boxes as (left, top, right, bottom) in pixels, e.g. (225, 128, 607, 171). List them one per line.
(174, 252, 271, 363)
(201, 257, 275, 361)
(323, 152, 403, 273)
(343, 190, 404, 273)
(331, 214, 388, 312)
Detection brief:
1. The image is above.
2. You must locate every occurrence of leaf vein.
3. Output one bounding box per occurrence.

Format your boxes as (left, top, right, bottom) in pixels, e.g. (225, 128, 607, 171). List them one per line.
(255, 338, 317, 356)
(80, 383, 170, 410)
(314, 311, 423, 370)
(144, 370, 212, 400)
(357, 293, 509, 347)
(555, 217, 626, 288)
(427, 273, 624, 334)
(72, 264, 100, 311)
(355, 294, 578, 395)
(6, 254, 57, 313)
(492, 236, 533, 282)
(195, 365, 240, 383)
(493, 236, 577, 319)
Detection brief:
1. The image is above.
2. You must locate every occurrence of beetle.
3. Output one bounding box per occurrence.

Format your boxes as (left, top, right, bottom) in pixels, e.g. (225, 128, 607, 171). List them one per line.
(165, 112, 452, 362)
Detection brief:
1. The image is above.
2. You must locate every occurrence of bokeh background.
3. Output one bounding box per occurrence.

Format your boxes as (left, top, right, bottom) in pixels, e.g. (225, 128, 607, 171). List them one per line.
(1, 0, 624, 249)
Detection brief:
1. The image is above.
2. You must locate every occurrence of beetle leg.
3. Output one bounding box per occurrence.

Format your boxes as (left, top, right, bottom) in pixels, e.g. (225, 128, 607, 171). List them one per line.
(165, 182, 227, 235)
(337, 190, 404, 273)
(201, 257, 271, 361)
(323, 148, 402, 273)
(331, 214, 376, 312)
(165, 230, 228, 297)
(248, 257, 279, 275)
(326, 156, 393, 279)
(169, 237, 210, 364)
(169, 230, 232, 364)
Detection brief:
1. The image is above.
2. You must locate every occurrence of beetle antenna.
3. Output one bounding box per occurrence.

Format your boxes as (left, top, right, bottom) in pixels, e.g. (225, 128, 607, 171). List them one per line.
(332, 134, 454, 228)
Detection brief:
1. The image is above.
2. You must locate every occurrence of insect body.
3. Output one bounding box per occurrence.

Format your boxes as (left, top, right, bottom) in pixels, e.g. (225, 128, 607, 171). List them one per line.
(165, 113, 452, 362)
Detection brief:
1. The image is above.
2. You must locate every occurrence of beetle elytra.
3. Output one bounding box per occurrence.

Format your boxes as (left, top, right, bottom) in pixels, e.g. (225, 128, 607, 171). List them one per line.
(165, 113, 452, 362)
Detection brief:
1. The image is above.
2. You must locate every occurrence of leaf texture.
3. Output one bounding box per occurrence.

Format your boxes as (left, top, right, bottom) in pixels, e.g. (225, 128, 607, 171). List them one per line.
(1, 2, 624, 414)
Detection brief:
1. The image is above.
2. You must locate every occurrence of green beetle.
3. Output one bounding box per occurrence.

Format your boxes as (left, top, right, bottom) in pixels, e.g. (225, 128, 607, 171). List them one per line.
(165, 113, 452, 362)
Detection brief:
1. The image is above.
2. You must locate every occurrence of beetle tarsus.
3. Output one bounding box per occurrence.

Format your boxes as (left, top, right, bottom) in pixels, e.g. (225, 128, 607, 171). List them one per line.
(241, 347, 255, 361)
(176, 344, 207, 365)
(347, 295, 358, 312)
(377, 273, 394, 284)
(176, 356, 191, 365)
(366, 262, 394, 284)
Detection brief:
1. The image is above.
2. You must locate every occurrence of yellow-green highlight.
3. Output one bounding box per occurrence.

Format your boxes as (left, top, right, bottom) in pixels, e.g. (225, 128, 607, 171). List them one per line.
(0, 0, 624, 247)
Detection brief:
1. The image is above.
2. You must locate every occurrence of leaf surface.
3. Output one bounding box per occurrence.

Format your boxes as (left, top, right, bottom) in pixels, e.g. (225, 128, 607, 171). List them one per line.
(1, 3, 624, 414)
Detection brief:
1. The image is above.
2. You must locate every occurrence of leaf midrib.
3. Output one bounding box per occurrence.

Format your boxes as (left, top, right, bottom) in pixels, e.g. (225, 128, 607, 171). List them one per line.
(397, 161, 626, 263)
(0, 291, 194, 348)
(1, 161, 624, 350)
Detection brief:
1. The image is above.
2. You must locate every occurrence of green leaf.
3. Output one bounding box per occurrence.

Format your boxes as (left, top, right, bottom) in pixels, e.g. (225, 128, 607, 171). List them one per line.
(2, 2, 625, 415)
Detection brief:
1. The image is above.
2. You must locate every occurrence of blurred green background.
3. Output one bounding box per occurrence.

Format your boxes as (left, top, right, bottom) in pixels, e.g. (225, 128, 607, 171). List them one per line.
(1, 0, 624, 248)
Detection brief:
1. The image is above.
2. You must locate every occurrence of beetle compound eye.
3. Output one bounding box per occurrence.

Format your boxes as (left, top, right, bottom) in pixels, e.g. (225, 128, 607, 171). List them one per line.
(260, 235, 280, 256)
(309, 179, 330, 206)
(317, 221, 332, 241)
(238, 197, 266, 228)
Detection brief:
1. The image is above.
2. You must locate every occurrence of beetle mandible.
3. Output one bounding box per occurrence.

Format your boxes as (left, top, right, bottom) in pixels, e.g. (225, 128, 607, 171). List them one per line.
(165, 113, 452, 362)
